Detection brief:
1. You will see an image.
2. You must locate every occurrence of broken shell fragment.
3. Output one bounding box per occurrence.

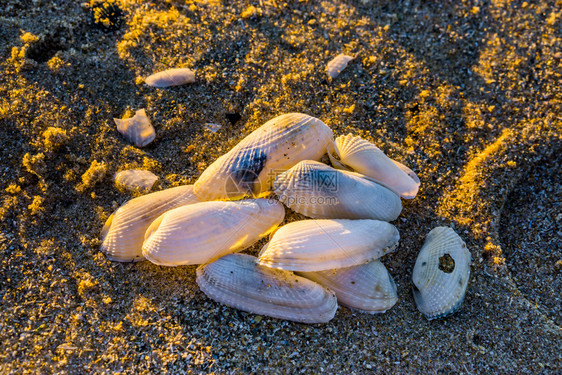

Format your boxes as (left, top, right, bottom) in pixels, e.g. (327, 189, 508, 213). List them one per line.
(327, 134, 420, 199)
(258, 219, 399, 272)
(197, 253, 338, 324)
(412, 227, 471, 320)
(298, 260, 398, 314)
(113, 109, 155, 147)
(326, 54, 354, 79)
(114, 169, 158, 194)
(142, 199, 285, 266)
(145, 68, 195, 87)
(100, 185, 201, 262)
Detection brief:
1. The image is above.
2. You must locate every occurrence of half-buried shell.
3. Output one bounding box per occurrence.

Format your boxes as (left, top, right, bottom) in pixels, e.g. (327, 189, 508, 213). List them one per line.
(142, 199, 285, 266)
(326, 54, 354, 79)
(412, 227, 471, 320)
(114, 169, 158, 194)
(145, 68, 196, 87)
(197, 253, 338, 324)
(113, 109, 155, 147)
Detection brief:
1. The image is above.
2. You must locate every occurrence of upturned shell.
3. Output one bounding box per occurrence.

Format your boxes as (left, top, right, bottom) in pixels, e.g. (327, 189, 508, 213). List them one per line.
(142, 199, 285, 266)
(326, 54, 354, 79)
(327, 134, 420, 199)
(298, 260, 398, 314)
(274, 160, 402, 221)
(114, 169, 158, 193)
(113, 109, 155, 147)
(100, 185, 201, 262)
(145, 68, 196, 87)
(258, 219, 399, 272)
(412, 227, 471, 320)
(193, 113, 333, 201)
(197, 253, 338, 324)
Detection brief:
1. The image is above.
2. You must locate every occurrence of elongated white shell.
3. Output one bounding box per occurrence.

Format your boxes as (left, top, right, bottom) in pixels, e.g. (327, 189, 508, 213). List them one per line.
(145, 68, 195, 87)
(327, 134, 420, 199)
(143, 199, 285, 266)
(100, 185, 201, 262)
(326, 54, 354, 78)
(258, 219, 399, 272)
(114, 169, 158, 193)
(412, 227, 471, 320)
(197, 254, 338, 324)
(194, 113, 333, 201)
(113, 109, 155, 147)
(274, 160, 402, 221)
(298, 260, 398, 314)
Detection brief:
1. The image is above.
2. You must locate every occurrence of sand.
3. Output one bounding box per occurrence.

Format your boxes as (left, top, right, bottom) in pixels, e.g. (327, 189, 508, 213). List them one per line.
(0, 0, 560, 373)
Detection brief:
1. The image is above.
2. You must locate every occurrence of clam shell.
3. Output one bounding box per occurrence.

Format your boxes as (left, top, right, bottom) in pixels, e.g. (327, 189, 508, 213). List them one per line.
(412, 227, 471, 320)
(113, 109, 155, 147)
(145, 68, 196, 87)
(114, 169, 158, 193)
(327, 134, 420, 199)
(274, 160, 402, 221)
(258, 219, 399, 272)
(194, 113, 333, 201)
(298, 260, 398, 314)
(326, 54, 354, 79)
(100, 185, 201, 262)
(197, 253, 338, 324)
(142, 199, 285, 266)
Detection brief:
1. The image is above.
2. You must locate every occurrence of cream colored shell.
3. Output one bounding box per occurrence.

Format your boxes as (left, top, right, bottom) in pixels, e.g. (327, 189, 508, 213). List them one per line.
(145, 68, 195, 87)
(113, 109, 155, 147)
(326, 54, 354, 79)
(114, 169, 158, 193)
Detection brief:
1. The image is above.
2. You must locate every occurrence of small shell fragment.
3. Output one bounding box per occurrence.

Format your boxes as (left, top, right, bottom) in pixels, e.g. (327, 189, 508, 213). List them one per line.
(113, 109, 155, 147)
(145, 68, 196, 87)
(326, 54, 354, 79)
(204, 123, 222, 133)
(197, 253, 338, 324)
(412, 227, 471, 320)
(114, 169, 158, 194)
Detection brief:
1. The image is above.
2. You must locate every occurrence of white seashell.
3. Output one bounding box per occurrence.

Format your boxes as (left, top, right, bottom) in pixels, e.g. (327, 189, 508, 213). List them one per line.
(298, 260, 398, 314)
(412, 227, 471, 320)
(197, 253, 338, 324)
(327, 134, 420, 199)
(113, 109, 155, 147)
(326, 54, 354, 79)
(100, 185, 201, 262)
(114, 169, 158, 193)
(274, 160, 402, 221)
(142, 199, 285, 266)
(145, 68, 196, 87)
(258, 219, 399, 272)
(204, 123, 222, 133)
(194, 113, 333, 201)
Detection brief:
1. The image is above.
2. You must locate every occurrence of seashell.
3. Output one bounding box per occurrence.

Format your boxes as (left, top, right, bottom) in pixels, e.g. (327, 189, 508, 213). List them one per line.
(326, 54, 354, 79)
(145, 68, 196, 87)
(197, 253, 338, 324)
(274, 160, 402, 221)
(258, 219, 399, 272)
(298, 260, 398, 314)
(114, 169, 158, 193)
(100, 185, 201, 262)
(143, 199, 285, 266)
(194, 113, 333, 201)
(204, 123, 222, 133)
(327, 134, 420, 199)
(113, 109, 155, 147)
(412, 227, 471, 320)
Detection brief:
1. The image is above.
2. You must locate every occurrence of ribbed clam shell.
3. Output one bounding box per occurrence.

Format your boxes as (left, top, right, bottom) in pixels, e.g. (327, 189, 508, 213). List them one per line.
(145, 68, 195, 87)
(274, 160, 402, 221)
(327, 134, 420, 199)
(258, 219, 399, 272)
(143, 199, 285, 266)
(326, 54, 354, 78)
(298, 260, 398, 314)
(194, 113, 333, 201)
(197, 254, 337, 324)
(100, 185, 201, 262)
(412, 227, 471, 320)
(114, 169, 158, 193)
(113, 109, 155, 147)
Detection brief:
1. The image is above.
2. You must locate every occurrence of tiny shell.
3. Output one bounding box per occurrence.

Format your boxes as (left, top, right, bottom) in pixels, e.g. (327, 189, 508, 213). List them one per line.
(412, 227, 471, 320)
(197, 254, 338, 324)
(145, 68, 196, 87)
(204, 123, 222, 133)
(113, 109, 155, 147)
(326, 54, 354, 79)
(114, 169, 158, 193)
